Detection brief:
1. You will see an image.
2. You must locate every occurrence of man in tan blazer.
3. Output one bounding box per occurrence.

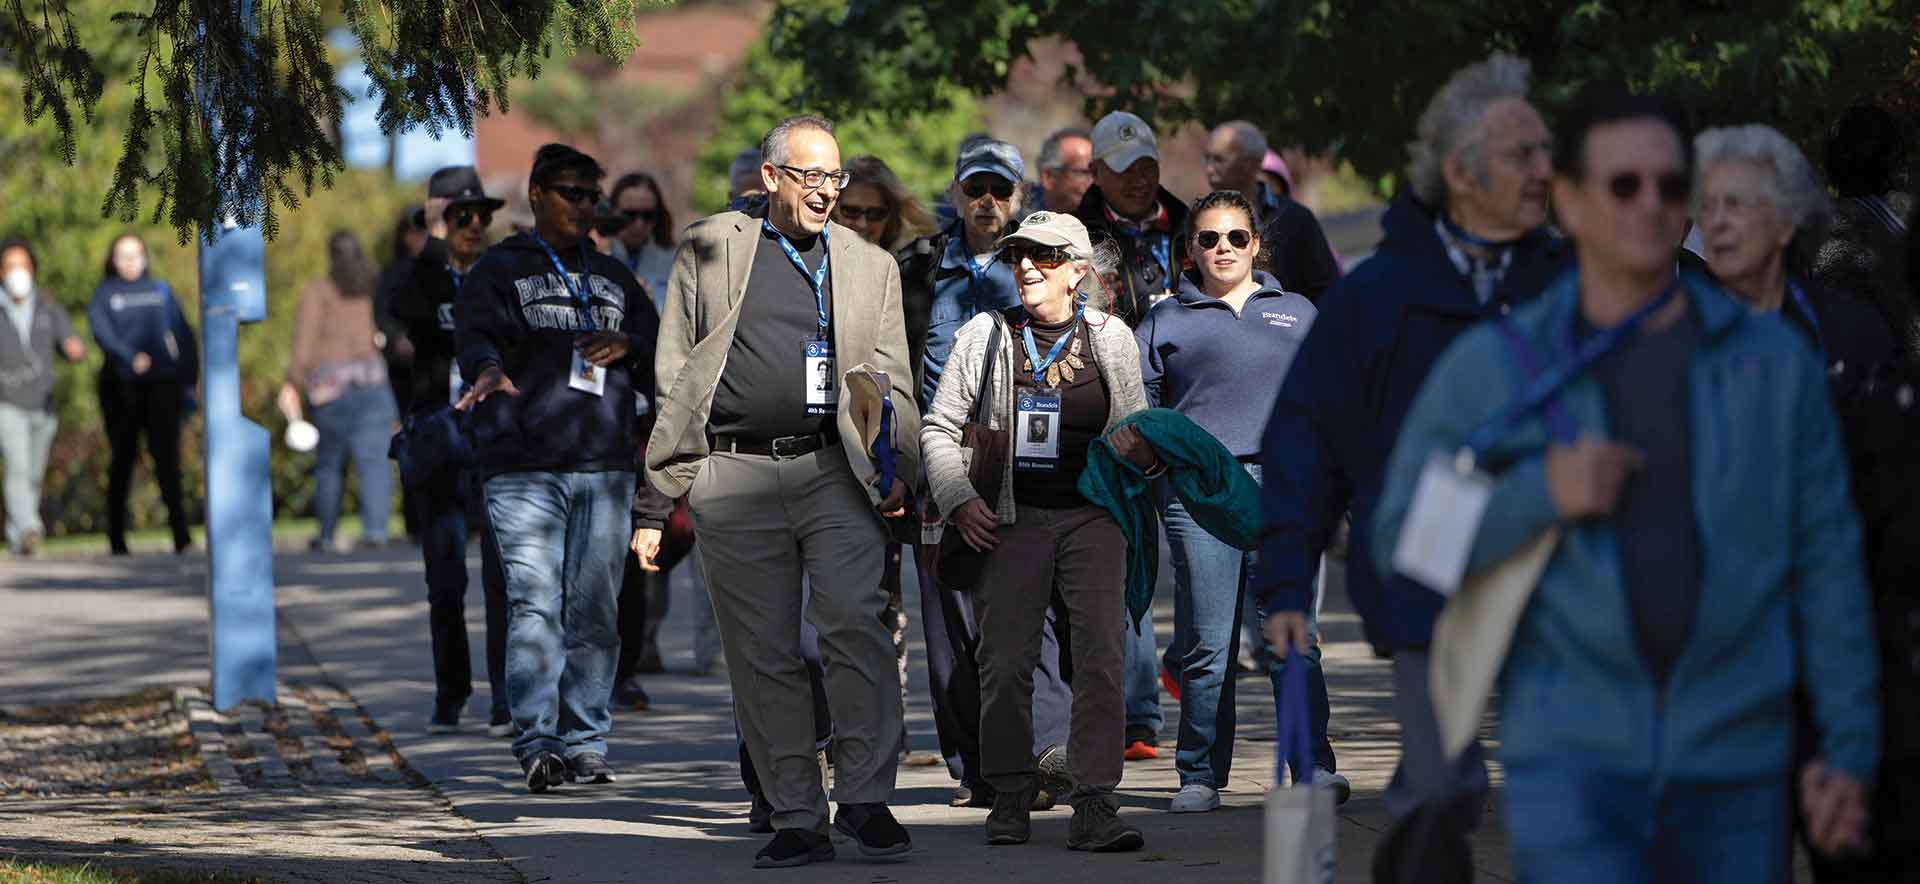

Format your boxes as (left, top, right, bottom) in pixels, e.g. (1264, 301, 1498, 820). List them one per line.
(643, 115, 921, 869)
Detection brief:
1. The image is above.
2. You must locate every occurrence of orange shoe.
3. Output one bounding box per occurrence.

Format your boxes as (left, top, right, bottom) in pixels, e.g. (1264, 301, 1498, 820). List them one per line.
(1124, 741, 1159, 761)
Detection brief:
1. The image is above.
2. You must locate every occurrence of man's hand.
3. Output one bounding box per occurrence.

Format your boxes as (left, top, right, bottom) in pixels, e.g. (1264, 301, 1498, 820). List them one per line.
(455, 365, 519, 411)
(59, 336, 83, 362)
(424, 197, 451, 239)
(1106, 424, 1161, 474)
(954, 497, 999, 552)
(1263, 610, 1312, 656)
(576, 332, 630, 367)
(1546, 435, 1644, 519)
(629, 527, 663, 572)
(131, 352, 152, 375)
(869, 476, 908, 517)
(1800, 760, 1870, 856)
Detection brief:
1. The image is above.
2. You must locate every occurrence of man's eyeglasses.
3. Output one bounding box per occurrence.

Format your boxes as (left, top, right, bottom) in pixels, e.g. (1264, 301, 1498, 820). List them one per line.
(1193, 228, 1253, 251)
(960, 177, 1016, 201)
(777, 165, 852, 191)
(835, 205, 890, 223)
(1048, 166, 1094, 181)
(620, 208, 659, 224)
(546, 185, 604, 206)
(1607, 171, 1690, 205)
(447, 206, 493, 229)
(1001, 245, 1074, 269)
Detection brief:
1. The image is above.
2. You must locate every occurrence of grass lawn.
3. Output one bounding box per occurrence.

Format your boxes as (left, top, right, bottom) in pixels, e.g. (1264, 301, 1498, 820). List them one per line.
(0, 860, 270, 883)
(40, 514, 408, 557)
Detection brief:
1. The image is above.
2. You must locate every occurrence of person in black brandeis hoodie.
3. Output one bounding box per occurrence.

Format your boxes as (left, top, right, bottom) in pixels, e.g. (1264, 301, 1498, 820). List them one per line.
(454, 143, 671, 793)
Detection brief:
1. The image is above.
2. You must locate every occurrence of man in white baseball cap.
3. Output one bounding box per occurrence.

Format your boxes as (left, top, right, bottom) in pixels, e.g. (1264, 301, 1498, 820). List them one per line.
(1074, 111, 1189, 329)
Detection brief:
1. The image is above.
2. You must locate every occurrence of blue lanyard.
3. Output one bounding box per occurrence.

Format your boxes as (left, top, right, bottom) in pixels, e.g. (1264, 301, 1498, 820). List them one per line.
(1461, 283, 1681, 463)
(762, 220, 830, 337)
(1020, 307, 1084, 382)
(1115, 224, 1171, 283)
(1787, 282, 1826, 365)
(444, 265, 465, 292)
(530, 232, 596, 332)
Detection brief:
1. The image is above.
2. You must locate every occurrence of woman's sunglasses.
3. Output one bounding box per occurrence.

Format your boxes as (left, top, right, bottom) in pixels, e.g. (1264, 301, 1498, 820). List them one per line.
(1193, 229, 1253, 251)
(620, 208, 659, 224)
(835, 205, 891, 223)
(961, 177, 1017, 201)
(1001, 245, 1073, 269)
(1608, 171, 1690, 205)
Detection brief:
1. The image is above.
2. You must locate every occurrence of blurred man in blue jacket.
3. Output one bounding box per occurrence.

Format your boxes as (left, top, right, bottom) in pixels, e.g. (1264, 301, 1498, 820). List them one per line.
(1252, 53, 1566, 876)
(1373, 86, 1877, 883)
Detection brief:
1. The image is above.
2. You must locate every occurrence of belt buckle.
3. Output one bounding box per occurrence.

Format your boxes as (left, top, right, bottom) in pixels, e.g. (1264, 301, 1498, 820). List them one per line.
(769, 434, 807, 458)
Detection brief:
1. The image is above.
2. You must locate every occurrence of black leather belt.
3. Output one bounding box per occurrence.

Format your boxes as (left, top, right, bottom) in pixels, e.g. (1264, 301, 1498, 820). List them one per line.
(710, 429, 837, 458)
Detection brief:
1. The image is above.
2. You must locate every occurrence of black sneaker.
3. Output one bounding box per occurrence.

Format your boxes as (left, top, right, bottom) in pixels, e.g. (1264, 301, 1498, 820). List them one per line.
(950, 781, 994, 808)
(753, 829, 834, 868)
(486, 708, 514, 738)
(523, 751, 567, 794)
(567, 751, 614, 784)
(1067, 793, 1143, 853)
(427, 699, 461, 734)
(1036, 744, 1074, 796)
(985, 786, 1035, 845)
(611, 675, 651, 710)
(833, 803, 911, 860)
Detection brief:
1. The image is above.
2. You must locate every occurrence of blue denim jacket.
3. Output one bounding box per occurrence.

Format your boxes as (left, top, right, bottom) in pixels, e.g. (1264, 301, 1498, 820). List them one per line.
(1372, 271, 1880, 784)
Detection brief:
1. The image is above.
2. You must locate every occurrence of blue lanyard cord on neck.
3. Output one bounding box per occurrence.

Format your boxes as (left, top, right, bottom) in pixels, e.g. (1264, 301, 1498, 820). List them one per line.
(530, 231, 597, 332)
(1461, 283, 1681, 464)
(1019, 307, 1084, 381)
(444, 265, 465, 292)
(762, 219, 830, 336)
(1114, 224, 1172, 283)
(1787, 282, 1826, 365)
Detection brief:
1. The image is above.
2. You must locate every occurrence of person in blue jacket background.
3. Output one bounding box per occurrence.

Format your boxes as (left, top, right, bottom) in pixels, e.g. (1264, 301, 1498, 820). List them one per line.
(1251, 53, 1568, 877)
(1373, 86, 1878, 883)
(89, 233, 197, 555)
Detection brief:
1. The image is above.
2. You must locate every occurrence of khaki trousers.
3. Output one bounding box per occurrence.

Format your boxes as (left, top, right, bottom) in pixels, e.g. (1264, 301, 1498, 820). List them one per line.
(687, 449, 901, 832)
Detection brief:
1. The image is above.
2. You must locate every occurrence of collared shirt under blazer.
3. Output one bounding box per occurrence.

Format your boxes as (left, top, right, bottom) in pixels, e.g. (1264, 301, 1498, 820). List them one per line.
(646, 210, 922, 501)
(921, 307, 1148, 526)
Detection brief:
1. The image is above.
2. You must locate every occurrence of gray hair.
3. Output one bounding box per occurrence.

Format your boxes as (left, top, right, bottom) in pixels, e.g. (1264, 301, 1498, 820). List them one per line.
(727, 149, 762, 196)
(1406, 53, 1532, 208)
(760, 115, 836, 167)
(1694, 124, 1832, 233)
(1074, 239, 1125, 313)
(1215, 120, 1268, 161)
(1037, 127, 1092, 172)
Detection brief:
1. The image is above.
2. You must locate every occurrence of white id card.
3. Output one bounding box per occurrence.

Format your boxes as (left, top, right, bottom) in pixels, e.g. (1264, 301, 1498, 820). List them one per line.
(568, 349, 606, 397)
(804, 339, 837, 415)
(1392, 452, 1494, 596)
(448, 363, 465, 407)
(1014, 388, 1062, 472)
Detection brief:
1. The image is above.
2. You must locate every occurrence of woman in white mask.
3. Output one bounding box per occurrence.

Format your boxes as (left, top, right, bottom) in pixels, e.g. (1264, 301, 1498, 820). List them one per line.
(0, 238, 86, 556)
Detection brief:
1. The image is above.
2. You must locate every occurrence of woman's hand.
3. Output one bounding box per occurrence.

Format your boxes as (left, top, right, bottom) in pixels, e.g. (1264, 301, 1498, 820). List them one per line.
(276, 383, 303, 423)
(954, 497, 1000, 552)
(1106, 424, 1162, 474)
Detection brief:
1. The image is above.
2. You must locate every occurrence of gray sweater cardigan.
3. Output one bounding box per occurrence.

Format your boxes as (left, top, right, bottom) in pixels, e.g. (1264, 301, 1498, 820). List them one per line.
(921, 307, 1148, 525)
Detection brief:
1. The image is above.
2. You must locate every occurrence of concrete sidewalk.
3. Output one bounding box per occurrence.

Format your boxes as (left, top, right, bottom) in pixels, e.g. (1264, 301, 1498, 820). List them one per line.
(1, 548, 1514, 882)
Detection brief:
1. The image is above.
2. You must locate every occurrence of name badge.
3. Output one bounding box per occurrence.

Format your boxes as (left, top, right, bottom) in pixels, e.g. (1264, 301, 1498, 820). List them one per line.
(804, 339, 837, 415)
(1391, 451, 1494, 596)
(1014, 387, 1062, 472)
(569, 349, 606, 397)
(448, 363, 464, 407)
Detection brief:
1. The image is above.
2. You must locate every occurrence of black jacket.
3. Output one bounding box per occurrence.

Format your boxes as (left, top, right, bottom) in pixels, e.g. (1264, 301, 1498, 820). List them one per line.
(455, 231, 660, 476)
(1074, 185, 1191, 326)
(1255, 187, 1342, 303)
(389, 238, 465, 416)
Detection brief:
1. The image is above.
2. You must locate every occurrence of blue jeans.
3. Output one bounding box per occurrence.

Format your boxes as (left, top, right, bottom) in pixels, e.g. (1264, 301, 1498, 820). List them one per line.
(1124, 607, 1163, 735)
(1163, 466, 1257, 787)
(0, 402, 57, 547)
(484, 470, 634, 763)
(309, 384, 397, 544)
(1504, 766, 1788, 884)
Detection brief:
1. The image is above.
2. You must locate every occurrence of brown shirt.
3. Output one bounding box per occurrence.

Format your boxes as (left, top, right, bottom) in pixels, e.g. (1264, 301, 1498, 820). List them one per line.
(1013, 315, 1108, 509)
(287, 277, 384, 400)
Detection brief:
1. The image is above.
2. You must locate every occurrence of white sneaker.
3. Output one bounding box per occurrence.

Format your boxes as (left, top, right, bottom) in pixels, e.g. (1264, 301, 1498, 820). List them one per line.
(1168, 783, 1220, 813)
(1306, 766, 1351, 805)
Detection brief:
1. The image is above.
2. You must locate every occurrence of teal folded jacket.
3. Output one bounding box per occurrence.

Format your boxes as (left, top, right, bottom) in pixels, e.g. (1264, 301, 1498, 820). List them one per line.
(1080, 407, 1263, 626)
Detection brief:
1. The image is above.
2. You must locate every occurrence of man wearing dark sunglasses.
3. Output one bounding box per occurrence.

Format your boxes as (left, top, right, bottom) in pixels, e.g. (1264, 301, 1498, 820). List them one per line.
(454, 143, 667, 796)
(1254, 54, 1571, 882)
(897, 136, 1078, 813)
(387, 164, 514, 741)
(1372, 86, 1878, 883)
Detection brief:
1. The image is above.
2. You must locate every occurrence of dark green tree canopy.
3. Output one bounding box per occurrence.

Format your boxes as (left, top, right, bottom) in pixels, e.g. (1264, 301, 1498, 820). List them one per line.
(3, 0, 642, 241)
(769, 0, 1918, 189)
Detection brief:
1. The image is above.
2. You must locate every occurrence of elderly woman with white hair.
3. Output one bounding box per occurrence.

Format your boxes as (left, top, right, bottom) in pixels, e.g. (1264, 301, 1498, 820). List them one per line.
(1694, 123, 1896, 393)
(921, 209, 1149, 853)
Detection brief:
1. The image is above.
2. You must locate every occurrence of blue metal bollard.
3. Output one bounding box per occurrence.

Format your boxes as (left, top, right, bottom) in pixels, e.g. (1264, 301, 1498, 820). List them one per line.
(200, 219, 276, 711)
